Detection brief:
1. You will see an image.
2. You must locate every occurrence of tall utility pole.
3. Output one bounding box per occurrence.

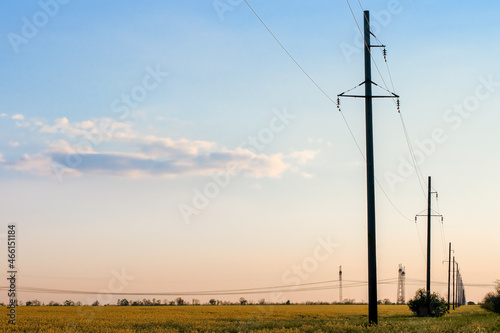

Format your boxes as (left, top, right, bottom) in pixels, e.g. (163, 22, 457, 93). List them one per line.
(363, 10, 378, 325)
(415, 176, 442, 295)
(337, 10, 399, 325)
(339, 265, 343, 303)
(426, 177, 432, 294)
(452, 256, 456, 310)
(447, 243, 452, 309)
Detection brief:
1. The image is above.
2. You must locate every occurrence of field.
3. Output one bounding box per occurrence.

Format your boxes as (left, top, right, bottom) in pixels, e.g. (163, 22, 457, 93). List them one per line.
(1, 305, 499, 332)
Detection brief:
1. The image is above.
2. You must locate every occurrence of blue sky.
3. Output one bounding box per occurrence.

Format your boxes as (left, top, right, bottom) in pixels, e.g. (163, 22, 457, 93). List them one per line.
(0, 0, 499, 305)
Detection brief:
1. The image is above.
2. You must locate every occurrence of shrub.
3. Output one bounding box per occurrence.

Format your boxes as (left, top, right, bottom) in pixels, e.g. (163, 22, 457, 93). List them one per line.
(481, 281, 500, 314)
(408, 289, 448, 317)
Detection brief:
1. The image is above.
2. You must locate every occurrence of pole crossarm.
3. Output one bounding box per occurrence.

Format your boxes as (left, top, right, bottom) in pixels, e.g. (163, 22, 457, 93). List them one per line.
(337, 80, 399, 99)
(415, 214, 443, 221)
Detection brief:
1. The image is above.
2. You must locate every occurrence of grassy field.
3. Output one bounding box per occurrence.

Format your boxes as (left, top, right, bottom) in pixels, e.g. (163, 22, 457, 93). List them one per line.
(1, 305, 499, 332)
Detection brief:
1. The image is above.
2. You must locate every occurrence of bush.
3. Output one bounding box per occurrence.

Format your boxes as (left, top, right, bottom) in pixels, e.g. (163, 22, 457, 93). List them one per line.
(408, 289, 448, 317)
(481, 281, 500, 314)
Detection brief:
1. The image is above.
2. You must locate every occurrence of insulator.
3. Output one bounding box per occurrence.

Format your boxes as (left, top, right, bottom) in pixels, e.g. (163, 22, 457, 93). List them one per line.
(383, 48, 387, 62)
(396, 99, 400, 113)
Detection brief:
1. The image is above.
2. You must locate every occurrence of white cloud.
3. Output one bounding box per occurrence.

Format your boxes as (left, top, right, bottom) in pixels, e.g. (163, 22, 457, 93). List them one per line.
(1, 117, 313, 180)
(8, 142, 20, 147)
(11, 114, 24, 120)
(287, 150, 319, 164)
(0, 113, 7, 118)
(39, 117, 136, 141)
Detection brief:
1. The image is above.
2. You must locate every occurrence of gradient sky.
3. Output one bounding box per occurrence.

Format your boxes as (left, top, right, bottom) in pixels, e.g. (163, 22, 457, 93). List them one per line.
(1, 0, 499, 305)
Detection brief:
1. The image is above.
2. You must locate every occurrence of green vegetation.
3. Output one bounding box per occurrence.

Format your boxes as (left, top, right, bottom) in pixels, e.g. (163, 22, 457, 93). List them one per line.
(482, 281, 500, 314)
(408, 288, 448, 317)
(1, 304, 499, 332)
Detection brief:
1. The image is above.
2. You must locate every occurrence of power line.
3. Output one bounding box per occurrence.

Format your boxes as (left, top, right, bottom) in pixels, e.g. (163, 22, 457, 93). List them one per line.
(1, 277, 492, 297)
(243, 0, 414, 224)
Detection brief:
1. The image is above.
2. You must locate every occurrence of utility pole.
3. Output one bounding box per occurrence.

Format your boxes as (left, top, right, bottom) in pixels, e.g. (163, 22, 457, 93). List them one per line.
(339, 265, 343, 303)
(452, 256, 455, 310)
(456, 268, 460, 308)
(415, 176, 442, 295)
(364, 10, 378, 325)
(337, 10, 399, 325)
(447, 243, 451, 310)
(426, 177, 432, 294)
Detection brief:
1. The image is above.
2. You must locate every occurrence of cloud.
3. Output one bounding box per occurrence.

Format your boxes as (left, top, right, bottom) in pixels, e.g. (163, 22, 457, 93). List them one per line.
(42, 148, 288, 179)
(11, 114, 24, 120)
(8, 142, 20, 147)
(1, 153, 79, 178)
(287, 150, 319, 164)
(39, 117, 135, 140)
(1, 117, 318, 180)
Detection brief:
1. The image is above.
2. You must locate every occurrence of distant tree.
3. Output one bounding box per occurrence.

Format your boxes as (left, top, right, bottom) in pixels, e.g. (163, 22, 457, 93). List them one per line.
(467, 301, 476, 305)
(131, 300, 141, 306)
(285, 300, 291, 305)
(48, 301, 61, 306)
(209, 299, 217, 305)
(92, 301, 100, 306)
(26, 299, 41, 306)
(408, 289, 448, 317)
(481, 281, 500, 314)
(175, 297, 185, 306)
(383, 298, 392, 305)
(64, 300, 75, 306)
(192, 299, 200, 306)
(239, 297, 248, 305)
(258, 299, 266, 305)
(75, 301, 82, 306)
(118, 299, 130, 306)
(169, 300, 176, 306)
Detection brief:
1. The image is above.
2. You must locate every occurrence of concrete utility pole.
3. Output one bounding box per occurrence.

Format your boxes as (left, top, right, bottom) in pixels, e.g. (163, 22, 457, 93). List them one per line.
(363, 10, 378, 325)
(426, 177, 432, 294)
(415, 176, 442, 296)
(452, 256, 456, 310)
(447, 243, 452, 310)
(337, 10, 399, 325)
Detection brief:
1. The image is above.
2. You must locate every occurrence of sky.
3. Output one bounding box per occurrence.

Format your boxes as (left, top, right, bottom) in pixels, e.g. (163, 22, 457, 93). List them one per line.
(0, 0, 499, 305)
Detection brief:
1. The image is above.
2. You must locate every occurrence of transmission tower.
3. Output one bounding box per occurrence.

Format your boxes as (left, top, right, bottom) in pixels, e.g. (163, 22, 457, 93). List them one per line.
(397, 264, 406, 304)
(339, 265, 343, 303)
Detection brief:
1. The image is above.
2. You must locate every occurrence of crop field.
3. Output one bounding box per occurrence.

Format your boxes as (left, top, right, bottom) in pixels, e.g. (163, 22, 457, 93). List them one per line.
(1, 305, 499, 332)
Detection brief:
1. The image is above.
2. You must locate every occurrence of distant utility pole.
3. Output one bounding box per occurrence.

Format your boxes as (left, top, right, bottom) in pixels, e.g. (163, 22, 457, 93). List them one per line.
(452, 256, 456, 310)
(447, 243, 452, 310)
(337, 10, 399, 325)
(415, 176, 442, 295)
(397, 264, 406, 304)
(339, 265, 343, 303)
